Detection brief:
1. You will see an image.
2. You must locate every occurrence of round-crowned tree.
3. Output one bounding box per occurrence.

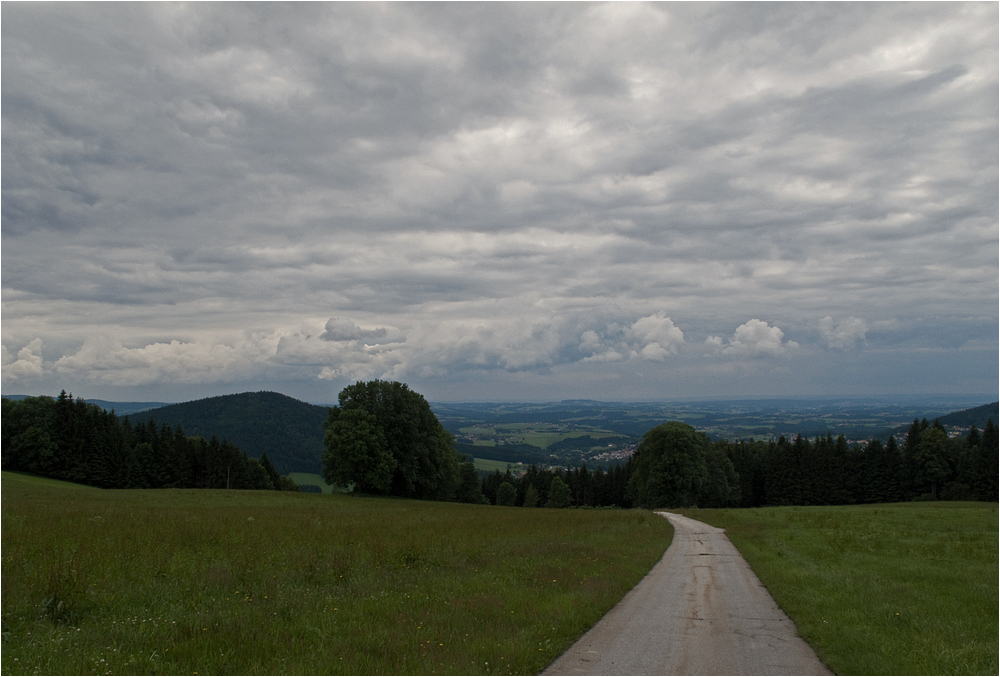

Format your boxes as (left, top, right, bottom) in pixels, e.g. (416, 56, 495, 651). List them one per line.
(628, 421, 709, 508)
(322, 407, 395, 493)
(322, 380, 461, 500)
(496, 481, 517, 506)
(546, 475, 573, 508)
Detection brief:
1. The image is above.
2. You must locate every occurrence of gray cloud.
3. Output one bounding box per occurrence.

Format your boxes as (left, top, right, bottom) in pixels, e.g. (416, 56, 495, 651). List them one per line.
(2, 2, 996, 400)
(820, 316, 868, 351)
(320, 318, 390, 343)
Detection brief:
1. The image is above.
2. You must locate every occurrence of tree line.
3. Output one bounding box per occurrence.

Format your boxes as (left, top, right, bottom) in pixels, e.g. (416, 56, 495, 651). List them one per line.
(4, 383, 996, 509)
(480, 462, 633, 508)
(1, 392, 298, 491)
(720, 417, 998, 508)
(474, 418, 998, 509)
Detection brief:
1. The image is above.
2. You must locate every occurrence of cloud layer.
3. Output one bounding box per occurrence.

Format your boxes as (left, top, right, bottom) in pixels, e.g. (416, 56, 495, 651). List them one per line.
(2, 3, 996, 401)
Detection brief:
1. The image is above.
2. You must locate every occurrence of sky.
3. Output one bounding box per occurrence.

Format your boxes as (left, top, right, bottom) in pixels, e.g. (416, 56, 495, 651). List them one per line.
(2, 2, 997, 404)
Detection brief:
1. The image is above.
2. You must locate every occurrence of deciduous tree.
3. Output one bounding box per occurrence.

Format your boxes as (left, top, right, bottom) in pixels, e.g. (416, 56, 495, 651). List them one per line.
(322, 408, 395, 493)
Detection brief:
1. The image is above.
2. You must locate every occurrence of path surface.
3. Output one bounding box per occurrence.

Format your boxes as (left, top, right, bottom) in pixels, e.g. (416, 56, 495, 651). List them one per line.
(543, 512, 832, 676)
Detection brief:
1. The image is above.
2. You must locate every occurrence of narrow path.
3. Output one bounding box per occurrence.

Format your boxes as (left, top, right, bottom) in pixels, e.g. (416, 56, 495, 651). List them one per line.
(543, 512, 832, 676)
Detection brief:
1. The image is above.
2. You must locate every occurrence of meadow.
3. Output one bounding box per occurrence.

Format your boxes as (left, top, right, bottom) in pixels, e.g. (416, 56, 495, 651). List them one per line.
(286, 472, 337, 494)
(0, 472, 672, 675)
(680, 502, 999, 676)
(5, 471, 996, 676)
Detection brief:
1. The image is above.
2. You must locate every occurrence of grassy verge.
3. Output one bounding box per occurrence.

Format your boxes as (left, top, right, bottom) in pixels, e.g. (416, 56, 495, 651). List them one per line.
(1, 471, 672, 675)
(679, 502, 998, 675)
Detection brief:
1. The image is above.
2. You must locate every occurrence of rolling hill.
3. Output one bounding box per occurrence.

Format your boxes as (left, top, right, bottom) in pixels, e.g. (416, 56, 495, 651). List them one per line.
(936, 401, 999, 428)
(135, 391, 329, 474)
(891, 401, 999, 437)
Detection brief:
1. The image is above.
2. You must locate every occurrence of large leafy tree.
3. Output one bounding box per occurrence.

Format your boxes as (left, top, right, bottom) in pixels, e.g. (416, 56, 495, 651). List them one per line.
(322, 380, 461, 500)
(914, 425, 951, 500)
(628, 421, 709, 508)
(546, 475, 573, 508)
(496, 481, 517, 506)
(323, 408, 394, 493)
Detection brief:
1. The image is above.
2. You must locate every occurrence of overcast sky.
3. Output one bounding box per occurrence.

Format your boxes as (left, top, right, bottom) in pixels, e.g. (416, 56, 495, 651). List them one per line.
(2, 2, 997, 404)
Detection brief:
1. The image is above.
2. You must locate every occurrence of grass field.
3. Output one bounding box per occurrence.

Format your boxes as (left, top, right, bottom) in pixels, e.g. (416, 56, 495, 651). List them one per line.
(293, 462, 520, 484)
(472, 458, 523, 474)
(286, 472, 337, 494)
(0, 471, 672, 676)
(458, 423, 624, 450)
(680, 502, 998, 676)
(5, 470, 996, 676)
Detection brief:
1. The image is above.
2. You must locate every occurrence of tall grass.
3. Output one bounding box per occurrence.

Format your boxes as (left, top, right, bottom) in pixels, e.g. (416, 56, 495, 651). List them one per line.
(1, 471, 671, 675)
(681, 502, 998, 676)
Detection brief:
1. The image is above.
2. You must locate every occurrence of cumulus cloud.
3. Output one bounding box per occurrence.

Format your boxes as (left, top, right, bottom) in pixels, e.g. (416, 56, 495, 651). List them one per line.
(576, 313, 685, 363)
(320, 318, 391, 343)
(1, 339, 46, 384)
(708, 320, 799, 358)
(629, 313, 685, 360)
(50, 336, 264, 386)
(819, 316, 868, 350)
(579, 330, 625, 363)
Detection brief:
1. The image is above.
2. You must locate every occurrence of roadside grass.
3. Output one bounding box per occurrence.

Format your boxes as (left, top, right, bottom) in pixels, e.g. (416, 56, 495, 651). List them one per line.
(680, 502, 998, 676)
(1, 471, 672, 675)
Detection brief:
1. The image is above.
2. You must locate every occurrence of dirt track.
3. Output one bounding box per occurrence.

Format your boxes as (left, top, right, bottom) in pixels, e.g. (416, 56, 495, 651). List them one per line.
(543, 512, 832, 676)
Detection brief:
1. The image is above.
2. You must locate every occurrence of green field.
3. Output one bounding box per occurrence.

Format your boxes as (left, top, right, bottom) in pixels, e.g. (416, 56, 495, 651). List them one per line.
(458, 423, 624, 450)
(1, 471, 672, 675)
(286, 472, 337, 494)
(294, 463, 520, 484)
(680, 502, 999, 676)
(5, 470, 996, 676)
(472, 458, 523, 474)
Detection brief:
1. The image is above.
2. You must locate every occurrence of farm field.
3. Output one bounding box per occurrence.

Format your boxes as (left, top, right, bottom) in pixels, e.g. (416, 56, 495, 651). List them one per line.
(0, 471, 672, 676)
(456, 422, 626, 450)
(679, 502, 999, 676)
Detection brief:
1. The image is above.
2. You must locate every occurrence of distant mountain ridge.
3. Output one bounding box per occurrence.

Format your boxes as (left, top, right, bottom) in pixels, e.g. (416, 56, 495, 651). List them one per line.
(136, 392, 329, 475)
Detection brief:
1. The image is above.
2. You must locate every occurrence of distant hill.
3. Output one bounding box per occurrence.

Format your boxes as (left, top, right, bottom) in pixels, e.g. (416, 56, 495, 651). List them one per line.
(81, 398, 175, 416)
(936, 402, 999, 429)
(891, 401, 998, 437)
(1, 394, 172, 416)
(135, 392, 329, 474)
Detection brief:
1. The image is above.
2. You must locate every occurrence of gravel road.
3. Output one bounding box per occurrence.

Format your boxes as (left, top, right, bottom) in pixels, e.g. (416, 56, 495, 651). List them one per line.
(543, 512, 832, 676)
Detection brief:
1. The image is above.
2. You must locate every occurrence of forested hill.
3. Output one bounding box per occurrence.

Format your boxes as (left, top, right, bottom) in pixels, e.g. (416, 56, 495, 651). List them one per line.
(936, 402, 999, 428)
(137, 392, 328, 474)
(891, 401, 999, 437)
